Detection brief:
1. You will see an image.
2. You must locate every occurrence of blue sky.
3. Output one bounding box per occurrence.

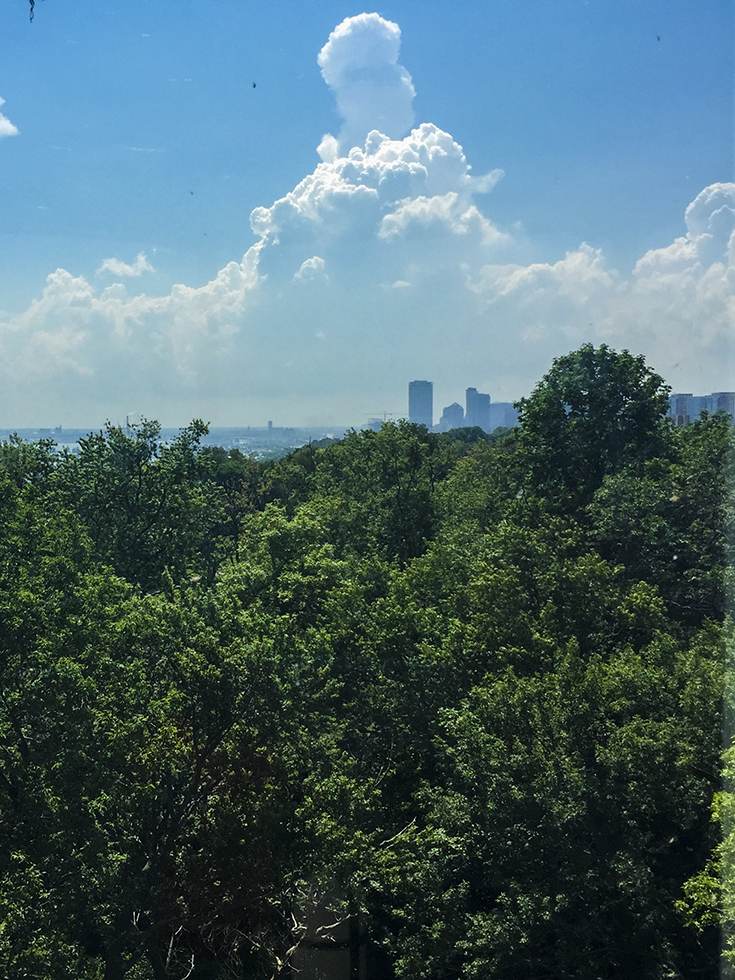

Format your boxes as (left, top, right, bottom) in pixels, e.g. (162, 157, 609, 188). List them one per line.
(0, 0, 732, 426)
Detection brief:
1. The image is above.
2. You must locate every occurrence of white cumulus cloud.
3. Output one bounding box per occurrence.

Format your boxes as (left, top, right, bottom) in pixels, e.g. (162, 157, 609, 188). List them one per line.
(251, 123, 506, 286)
(379, 190, 505, 245)
(97, 252, 154, 277)
(466, 187, 735, 395)
(0, 97, 18, 139)
(294, 256, 327, 282)
(317, 13, 415, 155)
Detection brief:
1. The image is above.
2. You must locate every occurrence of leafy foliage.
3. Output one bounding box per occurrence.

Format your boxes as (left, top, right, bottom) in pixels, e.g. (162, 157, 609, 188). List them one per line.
(0, 346, 728, 978)
(516, 343, 672, 507)
(51, 420, 225, 592)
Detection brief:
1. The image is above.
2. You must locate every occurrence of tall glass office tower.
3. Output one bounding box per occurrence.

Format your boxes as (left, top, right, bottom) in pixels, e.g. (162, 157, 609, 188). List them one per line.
(466, 387, 491, 431)
(408, 380, 433, 428)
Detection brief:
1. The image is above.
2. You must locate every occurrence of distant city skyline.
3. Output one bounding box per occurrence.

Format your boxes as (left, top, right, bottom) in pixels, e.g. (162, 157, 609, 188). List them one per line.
(7, 381, 735, 436)
(410, 379, 519, 434)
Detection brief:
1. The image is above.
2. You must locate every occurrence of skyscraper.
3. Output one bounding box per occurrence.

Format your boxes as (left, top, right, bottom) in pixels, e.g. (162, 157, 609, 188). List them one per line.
(668, 392, 692, 426)
(408, 380, 433, 428)
(712, 391, 735, 416)
(466, 387, 491, 432)
(669, 390, 735, 424)
(488, 402, 518, 430)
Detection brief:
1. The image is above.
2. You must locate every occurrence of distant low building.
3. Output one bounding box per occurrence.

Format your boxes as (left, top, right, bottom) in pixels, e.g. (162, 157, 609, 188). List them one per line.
(439, 402, 464, 431)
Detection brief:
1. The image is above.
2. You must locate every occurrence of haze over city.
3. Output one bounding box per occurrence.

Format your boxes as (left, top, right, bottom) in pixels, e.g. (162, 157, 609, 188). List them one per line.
(0, 1, 732, 428)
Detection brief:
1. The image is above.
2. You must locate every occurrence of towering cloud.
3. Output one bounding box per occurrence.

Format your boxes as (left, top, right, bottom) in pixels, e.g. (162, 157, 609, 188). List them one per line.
(0, 14, 731, 425)
(251, 123, 506, 284)
(317, 13, 415, 157)
(685, 183, 735, 265)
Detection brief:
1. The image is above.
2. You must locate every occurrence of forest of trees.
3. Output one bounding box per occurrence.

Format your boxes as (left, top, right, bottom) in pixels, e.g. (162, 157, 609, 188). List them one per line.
(0, 344, 731, 979)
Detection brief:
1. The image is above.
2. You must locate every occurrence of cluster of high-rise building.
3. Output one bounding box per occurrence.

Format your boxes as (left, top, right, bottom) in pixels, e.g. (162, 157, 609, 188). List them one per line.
(408, 381, 518, 434)
(407, 384, 735, 434)
(668, 391, 735, 426)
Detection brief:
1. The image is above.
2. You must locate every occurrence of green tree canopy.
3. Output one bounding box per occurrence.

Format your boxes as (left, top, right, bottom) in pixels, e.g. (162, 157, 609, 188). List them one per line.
(0, 345, 727, 979)
(516, 343, 672, 506)
(52, 419, 224, 592)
